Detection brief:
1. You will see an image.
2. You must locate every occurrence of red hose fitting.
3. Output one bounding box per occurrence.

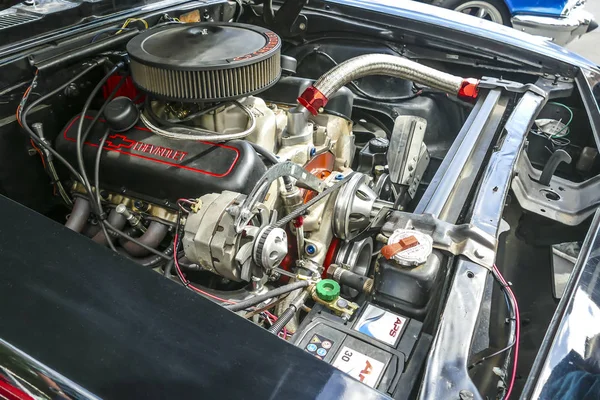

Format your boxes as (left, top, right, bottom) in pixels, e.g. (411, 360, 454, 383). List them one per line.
(297, 86, 328, 116)
(458, 78, 479, 100)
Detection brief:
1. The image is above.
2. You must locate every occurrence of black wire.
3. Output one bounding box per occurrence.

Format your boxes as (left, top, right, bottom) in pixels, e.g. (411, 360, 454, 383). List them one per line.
(81, 75, 128, 146)
(468, 269, 517, 369)
(92, 127, 170, 260)
(225, 280, 310, 312)
(103, 221, 172, 259)
(67, 64, 172, 261)
(248, 142, 279, 165)
(263, 0, 275, 25)
(276, 173, 355, 227)
(101, 219, 118, 252)
(233, 0, 243, 22)
(94, 128, 110, 216)
(297, 50, 423, 103)
(21, 60, 106, 184)
(76, 63, 124, 212)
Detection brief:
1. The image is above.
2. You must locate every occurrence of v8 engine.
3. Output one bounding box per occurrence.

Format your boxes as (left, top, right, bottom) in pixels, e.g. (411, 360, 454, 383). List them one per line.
(35, 20, 465, 338)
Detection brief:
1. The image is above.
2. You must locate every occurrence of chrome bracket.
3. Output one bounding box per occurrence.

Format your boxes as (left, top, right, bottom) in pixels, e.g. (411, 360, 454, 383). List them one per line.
(479, 76, 548, 98)
(232, 162, 326, 233)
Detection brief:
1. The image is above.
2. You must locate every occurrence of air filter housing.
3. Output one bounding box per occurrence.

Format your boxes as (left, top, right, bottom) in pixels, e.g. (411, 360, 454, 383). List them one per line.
(127, 23, 281, 102)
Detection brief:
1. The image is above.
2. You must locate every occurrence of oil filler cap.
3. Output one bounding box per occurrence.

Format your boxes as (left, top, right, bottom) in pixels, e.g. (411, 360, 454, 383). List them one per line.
(316, 279, 340, 302)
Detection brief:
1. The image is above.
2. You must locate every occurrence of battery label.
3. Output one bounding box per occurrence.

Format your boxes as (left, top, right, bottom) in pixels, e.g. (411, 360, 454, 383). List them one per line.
(304, 334, 334, 360)
(354, 304, 406, 346)
(332, 346, 385, 388)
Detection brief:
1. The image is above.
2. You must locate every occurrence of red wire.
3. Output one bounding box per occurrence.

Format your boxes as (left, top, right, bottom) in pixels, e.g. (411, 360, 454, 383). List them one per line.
(264, 311, 278, 321)
(493, 264, 520, 400)
(16, 70, 38, 127)
(172, 232, 236, 304)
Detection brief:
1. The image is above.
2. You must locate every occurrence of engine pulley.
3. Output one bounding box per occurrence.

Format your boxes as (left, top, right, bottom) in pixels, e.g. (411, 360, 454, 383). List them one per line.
(332, 173, 393, 240)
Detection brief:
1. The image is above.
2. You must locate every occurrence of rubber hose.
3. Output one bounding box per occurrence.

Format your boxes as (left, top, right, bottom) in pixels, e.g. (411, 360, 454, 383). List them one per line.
(249, 142, 278, 164)
(248, 142, 293, 188)
(65, 197, 91, 232)
(121, 222, 169, 257)
(92, 209, 126, 244)
(225, 280, 310, 312)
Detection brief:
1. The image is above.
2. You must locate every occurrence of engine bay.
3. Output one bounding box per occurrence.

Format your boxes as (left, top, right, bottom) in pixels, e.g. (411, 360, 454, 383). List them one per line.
(1, 1, 599, 398)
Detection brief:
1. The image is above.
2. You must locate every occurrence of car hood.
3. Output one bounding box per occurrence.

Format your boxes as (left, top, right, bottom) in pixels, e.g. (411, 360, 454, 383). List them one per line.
(328, 0, 598, 71)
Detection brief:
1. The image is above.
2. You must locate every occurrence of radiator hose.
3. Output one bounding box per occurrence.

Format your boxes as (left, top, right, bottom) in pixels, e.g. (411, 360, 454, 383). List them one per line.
(297, 54, 479, 115)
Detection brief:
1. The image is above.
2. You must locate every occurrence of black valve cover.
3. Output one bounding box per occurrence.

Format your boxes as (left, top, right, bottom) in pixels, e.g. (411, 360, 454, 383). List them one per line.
(56, 113, 266, 204)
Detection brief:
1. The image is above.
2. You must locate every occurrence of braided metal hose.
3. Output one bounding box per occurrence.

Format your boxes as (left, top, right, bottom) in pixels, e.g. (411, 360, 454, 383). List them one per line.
(297, 54, 478, 115)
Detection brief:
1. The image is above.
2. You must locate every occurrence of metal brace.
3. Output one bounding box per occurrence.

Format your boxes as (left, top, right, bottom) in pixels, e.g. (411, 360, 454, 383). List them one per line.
(384, 212, 497, 270)
(479, 76, 574, 100)
(232, 161, 326, 233)
(479, 76, 547, 98)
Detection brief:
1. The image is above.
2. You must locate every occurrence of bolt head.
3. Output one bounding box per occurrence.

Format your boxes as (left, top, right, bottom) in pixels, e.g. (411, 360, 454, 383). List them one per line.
(336, 298, 348, 308)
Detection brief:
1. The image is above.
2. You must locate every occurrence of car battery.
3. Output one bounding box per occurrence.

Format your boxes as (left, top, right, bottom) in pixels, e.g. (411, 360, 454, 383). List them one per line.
(293, 302, 430, 398)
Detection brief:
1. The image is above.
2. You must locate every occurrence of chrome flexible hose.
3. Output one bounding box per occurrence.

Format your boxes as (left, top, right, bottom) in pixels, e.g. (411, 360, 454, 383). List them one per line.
(314, 54, 464, 98)
(297, 54, 478, 115)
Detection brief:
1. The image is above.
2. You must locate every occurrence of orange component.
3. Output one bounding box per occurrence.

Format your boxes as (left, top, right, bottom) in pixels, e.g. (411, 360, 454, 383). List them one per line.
(301, 152, 335, 203)
(179, 9, 201, 22)
(381, 235, 420, 260)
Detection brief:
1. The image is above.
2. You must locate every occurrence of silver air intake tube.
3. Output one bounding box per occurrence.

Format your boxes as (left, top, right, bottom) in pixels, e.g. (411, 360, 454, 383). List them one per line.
(297, 54, 479, 115)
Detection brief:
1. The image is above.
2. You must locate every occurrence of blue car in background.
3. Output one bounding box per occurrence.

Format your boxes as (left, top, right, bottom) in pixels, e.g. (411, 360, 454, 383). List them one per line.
(424, 0, 596, 44)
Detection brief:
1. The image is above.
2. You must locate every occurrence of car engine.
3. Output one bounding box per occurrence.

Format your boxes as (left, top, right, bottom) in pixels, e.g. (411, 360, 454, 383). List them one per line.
(50, 22, 443, 291)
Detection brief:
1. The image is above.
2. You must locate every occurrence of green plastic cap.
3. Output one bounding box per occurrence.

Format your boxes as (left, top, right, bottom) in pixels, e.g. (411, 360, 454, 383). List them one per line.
(316, 279, 340, 302)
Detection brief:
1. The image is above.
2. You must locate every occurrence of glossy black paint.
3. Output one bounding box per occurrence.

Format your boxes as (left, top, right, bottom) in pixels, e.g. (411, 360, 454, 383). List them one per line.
(0, 194, 389, 400)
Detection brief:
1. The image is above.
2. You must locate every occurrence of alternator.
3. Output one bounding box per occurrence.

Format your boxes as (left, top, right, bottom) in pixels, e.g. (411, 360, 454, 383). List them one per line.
(182, 191, 288, 282)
